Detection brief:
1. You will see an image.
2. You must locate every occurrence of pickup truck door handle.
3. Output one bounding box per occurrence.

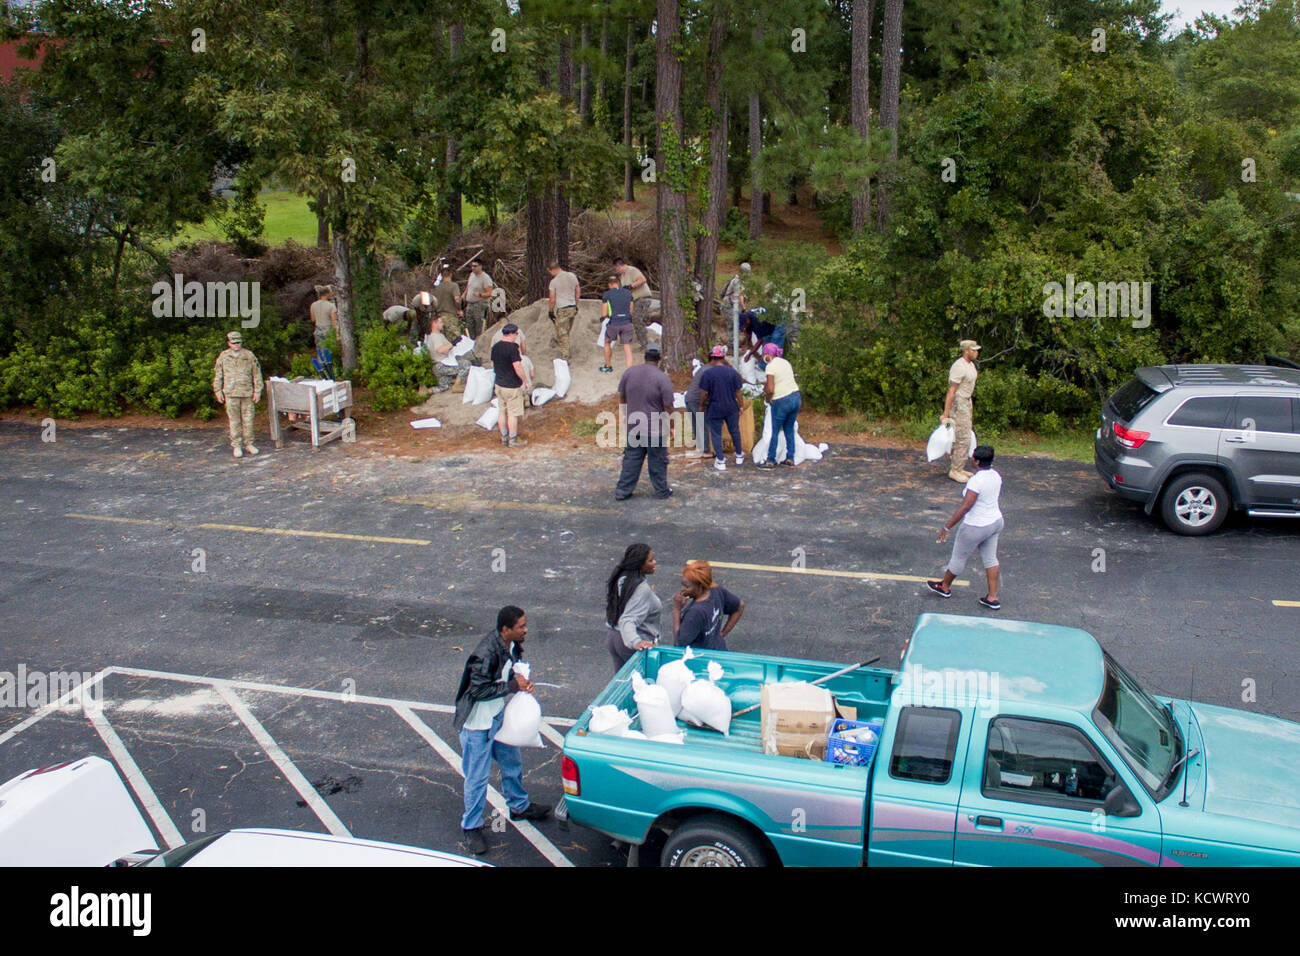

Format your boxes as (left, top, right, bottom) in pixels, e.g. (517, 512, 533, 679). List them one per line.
(974, 815, 1003, 829)
(1224, 435, 1247, 443)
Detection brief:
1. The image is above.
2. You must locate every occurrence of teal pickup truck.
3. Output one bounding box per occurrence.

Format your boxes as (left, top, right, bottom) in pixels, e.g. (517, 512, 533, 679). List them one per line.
(560, 613, 1300, 866)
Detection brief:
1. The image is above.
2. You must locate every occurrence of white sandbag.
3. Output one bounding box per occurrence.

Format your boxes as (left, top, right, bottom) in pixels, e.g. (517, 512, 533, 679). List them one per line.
(495, 664, 543, 747)
(462, 365, 494, 405)
(553, 358, 572, 399)
(475, 401, 499, 431)
(655, 647, 696, 716)
(596, 317, 610, 347)
(451, 335, 475, 359)
(646, 322, 663, 338)
(678, 660, 731, 736)
(751, 405, 820, 465)
(529, 387, 556, 407)
(818, 442, 829, 453)
(624, 729, 648, 739)
(969, 430, 978, 459)
(589, 704, 633, 737)
(738, 356, 760, 385)
(631, 671, 678, 739)
(673, 392, 686, 409)
(926, 424, 954, 462)
(648, 731, 684, 744)
(410, 417, 442, 429)
(691, 358, 703, 375)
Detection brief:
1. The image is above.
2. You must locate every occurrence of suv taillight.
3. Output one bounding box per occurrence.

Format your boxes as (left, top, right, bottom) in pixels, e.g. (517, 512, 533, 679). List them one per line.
(561, 755, 580, 796)
(1113, 422, 1150, 449)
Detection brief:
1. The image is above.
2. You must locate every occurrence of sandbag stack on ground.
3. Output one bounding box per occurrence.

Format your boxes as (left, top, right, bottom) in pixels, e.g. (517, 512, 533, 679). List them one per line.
(751, 405, 825, 465)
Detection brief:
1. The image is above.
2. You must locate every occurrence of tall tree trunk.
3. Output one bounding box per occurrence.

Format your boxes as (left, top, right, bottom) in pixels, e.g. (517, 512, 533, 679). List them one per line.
(693, 5, 729, 354)
(331, 229, 357, 372)
(748, 89, 762, 239)
(598, 18, 608, 110)
(850, 0, 874, 232)
(656, 0, 688, 371)
(579, 23, 590, 118)
(445, 22, 464, 229)
(876, 0, 903, 231)
(526, 195, 550, 302)
(623, 18, 635, 202)
(556, 33, 574, 267)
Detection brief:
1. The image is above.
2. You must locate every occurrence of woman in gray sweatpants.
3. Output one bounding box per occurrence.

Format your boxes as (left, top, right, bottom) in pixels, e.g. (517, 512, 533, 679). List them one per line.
(927, 445, 1004, 610)
(604, 543, 663, 670)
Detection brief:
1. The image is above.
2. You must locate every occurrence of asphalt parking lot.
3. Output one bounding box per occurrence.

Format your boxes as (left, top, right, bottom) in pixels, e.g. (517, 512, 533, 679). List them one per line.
(2, 418, 1298, 866)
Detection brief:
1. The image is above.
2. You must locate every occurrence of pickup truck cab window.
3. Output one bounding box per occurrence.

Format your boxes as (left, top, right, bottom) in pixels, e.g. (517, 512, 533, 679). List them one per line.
(889, 707, 962, 784)
(982, 717, 1120, 812)
(1092, 652, 1180, 799)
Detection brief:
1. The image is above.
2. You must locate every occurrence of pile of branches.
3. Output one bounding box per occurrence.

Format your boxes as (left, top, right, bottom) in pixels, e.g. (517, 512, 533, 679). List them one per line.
(398, 211, 661, 312)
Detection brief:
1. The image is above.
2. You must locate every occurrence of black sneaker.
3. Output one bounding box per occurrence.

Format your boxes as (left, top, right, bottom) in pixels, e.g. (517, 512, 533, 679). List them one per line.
(655, 489, 674, 499)
(756, 461, 776, 470)
(926, 581, 953, 598)
(510, 802, 553, 822)
(979, 596, 1002, 610)
(462, 827, 489, 855)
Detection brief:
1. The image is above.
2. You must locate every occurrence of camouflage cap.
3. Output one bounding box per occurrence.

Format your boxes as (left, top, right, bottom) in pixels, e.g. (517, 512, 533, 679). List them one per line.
(959, 339, 981, 351)
(227, 330, 243, 343)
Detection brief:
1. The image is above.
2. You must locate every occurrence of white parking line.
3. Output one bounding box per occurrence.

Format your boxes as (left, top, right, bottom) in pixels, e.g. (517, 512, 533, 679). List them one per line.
(82, 699, 185, 849)
(213, 683, 352, 838)
(539, 721, 567, 749)
(0, 669, 109, 747)
(394, 706, 574, 868)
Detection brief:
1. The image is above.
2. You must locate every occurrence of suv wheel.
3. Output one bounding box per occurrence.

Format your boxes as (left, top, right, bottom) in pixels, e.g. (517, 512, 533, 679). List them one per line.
(1160, 472, 1229, 535)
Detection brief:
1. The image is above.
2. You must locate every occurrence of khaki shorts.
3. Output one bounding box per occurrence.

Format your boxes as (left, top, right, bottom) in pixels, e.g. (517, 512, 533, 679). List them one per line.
(495, 385, 525, 417)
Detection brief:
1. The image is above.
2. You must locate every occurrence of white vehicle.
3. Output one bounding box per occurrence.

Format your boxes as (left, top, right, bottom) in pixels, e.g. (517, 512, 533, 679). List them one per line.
(0, 756, 485, 868)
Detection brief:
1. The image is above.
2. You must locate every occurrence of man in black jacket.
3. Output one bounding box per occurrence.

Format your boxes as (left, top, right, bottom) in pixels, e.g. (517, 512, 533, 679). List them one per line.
(453, 605, 552, 855)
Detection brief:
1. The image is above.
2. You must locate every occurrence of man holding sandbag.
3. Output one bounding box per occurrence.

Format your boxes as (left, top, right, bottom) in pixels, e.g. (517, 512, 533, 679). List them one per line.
(452, 605, 552, 856)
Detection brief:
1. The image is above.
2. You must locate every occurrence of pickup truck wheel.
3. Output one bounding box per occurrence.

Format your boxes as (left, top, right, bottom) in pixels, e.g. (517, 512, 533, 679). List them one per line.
(661, 816, 769, 868)
(1160, 472, 1229, 535)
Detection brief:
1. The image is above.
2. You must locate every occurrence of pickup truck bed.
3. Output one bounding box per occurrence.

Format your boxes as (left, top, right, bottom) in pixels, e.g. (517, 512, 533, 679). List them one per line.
(563, 646, 895, 867)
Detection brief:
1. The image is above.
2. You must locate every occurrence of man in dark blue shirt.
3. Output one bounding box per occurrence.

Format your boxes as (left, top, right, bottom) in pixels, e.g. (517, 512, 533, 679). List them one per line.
(600, 274, 635, 373)
(699, 346, 745, 472)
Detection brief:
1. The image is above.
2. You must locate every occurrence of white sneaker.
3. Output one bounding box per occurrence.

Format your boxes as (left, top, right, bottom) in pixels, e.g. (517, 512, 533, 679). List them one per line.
(735, 453, 745, 466)
(245, 444, 259, 455)
(232, 447, 243, 458)
(713, 459, 726, 472)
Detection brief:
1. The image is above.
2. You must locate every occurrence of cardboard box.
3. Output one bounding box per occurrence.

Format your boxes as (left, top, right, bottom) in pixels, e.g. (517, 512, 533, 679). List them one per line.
(761, 682, 836, 759)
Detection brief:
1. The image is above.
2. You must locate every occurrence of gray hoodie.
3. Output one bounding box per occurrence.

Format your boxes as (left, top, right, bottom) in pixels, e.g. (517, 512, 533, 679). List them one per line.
(614, 576, 662, 650)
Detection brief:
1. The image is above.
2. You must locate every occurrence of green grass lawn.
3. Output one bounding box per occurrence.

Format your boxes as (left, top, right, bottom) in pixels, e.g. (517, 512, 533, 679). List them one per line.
(173, 190, 490, 250)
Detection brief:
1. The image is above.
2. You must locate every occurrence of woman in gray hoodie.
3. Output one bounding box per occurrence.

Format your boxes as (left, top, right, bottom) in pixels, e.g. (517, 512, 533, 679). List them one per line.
(605, 543, 662, 670)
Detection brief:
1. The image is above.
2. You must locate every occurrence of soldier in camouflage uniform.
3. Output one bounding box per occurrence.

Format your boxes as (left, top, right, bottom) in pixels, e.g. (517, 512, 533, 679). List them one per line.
(213, 330, 264, 458)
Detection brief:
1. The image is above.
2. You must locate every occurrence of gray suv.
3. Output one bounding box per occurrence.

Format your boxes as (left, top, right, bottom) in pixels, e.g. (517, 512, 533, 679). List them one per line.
(1095, 364, 1300, 534)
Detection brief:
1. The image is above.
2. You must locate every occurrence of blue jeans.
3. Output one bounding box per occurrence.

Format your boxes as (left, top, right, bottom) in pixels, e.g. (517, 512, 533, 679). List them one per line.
(767, 392, 802, 463)
(459, 709, 530, 830)
(708, 411, 742, 462)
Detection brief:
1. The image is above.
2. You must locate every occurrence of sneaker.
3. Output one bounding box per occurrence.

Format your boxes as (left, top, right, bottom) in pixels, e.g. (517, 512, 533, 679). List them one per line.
(949, 470, 972, 482)
(501, 433, 509, 446)
(757, 461, 776, 470)
(509, 802, 553, 822)
(462, 827, 489, 856)
(926, 580, 953, 598)
(599, 365, 613, 373)
(979, 596, 1002, 610)
(244, 444, 259, 455)
(508, 435, 527, 447)
(713, 459, 726, 472)
(655, 489, 674, 499)
(735, 453, 745, 466)
(780, 459, 796, 468)
(232, 447, 243, 458)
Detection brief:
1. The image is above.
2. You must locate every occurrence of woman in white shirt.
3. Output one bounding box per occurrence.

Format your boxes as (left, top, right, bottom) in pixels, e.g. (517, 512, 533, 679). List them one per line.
(926, 445, 1003, 609)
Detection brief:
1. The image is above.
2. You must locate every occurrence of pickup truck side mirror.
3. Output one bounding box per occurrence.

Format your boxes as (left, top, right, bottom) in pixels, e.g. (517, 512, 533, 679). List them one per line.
(1102, 783, 1141, 818)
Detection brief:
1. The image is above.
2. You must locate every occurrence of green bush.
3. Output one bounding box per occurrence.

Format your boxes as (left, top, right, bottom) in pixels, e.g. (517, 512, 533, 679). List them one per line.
(358, 323, 435, 412)
(717, 207, 748, 245)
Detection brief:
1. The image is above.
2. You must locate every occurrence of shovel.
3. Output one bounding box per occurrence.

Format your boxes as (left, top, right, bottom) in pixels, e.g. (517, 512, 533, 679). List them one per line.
(732, 657, 880, 718)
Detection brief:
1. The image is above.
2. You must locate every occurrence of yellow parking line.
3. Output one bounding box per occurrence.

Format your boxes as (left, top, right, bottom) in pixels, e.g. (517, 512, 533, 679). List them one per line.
(699, 559, 970, 587)
(66, 513, 430, 547)
(1273, 600, 1300, 608)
